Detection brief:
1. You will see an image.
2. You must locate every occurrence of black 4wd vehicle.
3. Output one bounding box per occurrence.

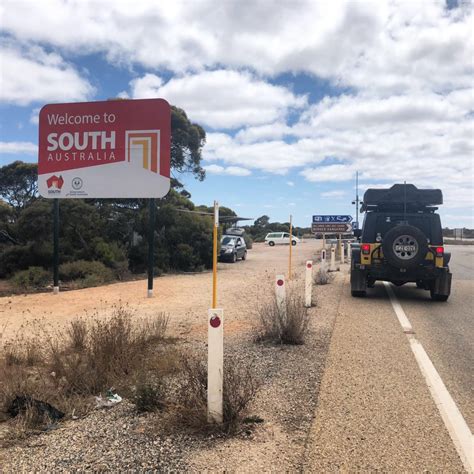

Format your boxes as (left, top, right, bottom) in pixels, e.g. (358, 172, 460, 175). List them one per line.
(351, 184, 452, 301)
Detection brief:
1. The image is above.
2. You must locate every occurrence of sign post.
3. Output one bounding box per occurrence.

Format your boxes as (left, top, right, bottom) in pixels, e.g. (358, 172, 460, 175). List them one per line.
(305, 261, 313, 307)
(289, 215, 293, 280)
(207, 308, 223, 423)
(53, 199, 59, 294)
(38, 99, 171, 295)
(147, 199, 156, 298)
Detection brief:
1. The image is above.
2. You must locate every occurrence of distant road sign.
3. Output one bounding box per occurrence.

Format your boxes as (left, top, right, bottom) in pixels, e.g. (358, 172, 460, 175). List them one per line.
(352, 221, 359, 230)
(312, 215, 353, 223)
(312, 223, 353, 233)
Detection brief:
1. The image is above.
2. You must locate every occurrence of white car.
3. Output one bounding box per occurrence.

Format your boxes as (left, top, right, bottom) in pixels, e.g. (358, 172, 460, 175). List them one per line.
(265, 232, 300, 246)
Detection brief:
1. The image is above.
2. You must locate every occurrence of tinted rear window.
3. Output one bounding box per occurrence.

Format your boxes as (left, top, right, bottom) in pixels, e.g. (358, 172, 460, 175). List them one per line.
(362, 213, 442, 244)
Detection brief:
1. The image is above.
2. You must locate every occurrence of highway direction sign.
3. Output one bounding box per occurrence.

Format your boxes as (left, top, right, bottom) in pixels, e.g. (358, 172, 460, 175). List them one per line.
(312, 215, 353, 223)
(312, 223, 353, 233)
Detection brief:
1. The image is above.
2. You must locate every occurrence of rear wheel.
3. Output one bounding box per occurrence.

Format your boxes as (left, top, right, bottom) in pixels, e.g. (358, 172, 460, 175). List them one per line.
(351, 290, 366, 297)
(268, 241, 275, 247)
(291, 240, 297, 246)
(242, 251, 247, 261)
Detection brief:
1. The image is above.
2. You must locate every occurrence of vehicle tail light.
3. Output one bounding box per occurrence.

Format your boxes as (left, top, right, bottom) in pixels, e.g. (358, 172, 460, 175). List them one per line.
(435, 246, 444, 257)
(361, 244, 371, 255)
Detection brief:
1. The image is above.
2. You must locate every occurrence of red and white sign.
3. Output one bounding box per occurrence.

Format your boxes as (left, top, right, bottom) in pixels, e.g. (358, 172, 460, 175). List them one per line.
(38, 99, 171, 198)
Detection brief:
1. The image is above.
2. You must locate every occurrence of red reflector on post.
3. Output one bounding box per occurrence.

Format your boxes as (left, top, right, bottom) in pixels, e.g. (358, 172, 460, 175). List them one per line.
(435, 246, 444, 256)
(361, 244, 371, 254)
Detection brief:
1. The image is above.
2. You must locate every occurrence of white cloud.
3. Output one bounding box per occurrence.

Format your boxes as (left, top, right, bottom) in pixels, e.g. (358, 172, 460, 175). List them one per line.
(204, 164, 251, 176)
(0, 41, 94, 105)
(321, 190, 346, 199)
(29, 108, 40, 125)
(0, 141, 37, 154)
(2, 1, 471, 92)
(126, 70, 306, 129)
(287, 181, 295, 187)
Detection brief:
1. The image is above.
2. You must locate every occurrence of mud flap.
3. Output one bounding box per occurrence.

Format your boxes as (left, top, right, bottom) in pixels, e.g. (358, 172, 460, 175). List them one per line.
(433, 270, 452, 296)
(351, 268, 367, 292)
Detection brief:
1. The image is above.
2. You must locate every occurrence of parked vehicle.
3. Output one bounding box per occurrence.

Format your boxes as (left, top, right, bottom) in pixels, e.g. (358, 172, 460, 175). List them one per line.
(265, 232, 300, 246)
(219, 235, 247, 262)
(350, 184, 451, 301)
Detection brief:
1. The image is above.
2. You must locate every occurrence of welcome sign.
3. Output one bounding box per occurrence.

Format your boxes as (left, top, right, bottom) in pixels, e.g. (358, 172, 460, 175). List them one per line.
(38, 99, 171, 198)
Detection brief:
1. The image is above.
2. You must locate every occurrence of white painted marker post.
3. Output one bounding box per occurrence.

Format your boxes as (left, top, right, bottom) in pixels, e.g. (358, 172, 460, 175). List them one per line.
(207, 308, 223, 423)
(305, 261, 313, 307)
(330, 245, 337, 271)
(275, 274, 287, 320)
(321, 248, 327, 267)
(340, 237, 345, 264)
(346, 242, 351, 264)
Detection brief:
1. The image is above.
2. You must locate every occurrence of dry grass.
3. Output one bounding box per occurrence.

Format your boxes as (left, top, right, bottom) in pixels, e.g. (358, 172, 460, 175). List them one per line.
(314, 266, 331, 285)
(171, 355, 260, 434)
(257, 293, 310, 345)
(0, 307, 171, 441)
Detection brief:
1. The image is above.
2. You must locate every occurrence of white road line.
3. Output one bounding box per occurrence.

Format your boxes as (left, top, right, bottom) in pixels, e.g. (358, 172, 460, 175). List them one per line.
(383, 281, 474, 473)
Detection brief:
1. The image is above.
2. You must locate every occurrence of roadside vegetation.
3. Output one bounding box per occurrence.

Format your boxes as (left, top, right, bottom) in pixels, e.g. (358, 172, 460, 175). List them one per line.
(0, 306, 259, 443)
(257, 292, 310, 345)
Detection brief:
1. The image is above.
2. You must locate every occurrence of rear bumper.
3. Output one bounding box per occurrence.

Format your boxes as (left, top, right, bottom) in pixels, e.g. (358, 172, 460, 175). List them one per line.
(355, 263, 448, 282)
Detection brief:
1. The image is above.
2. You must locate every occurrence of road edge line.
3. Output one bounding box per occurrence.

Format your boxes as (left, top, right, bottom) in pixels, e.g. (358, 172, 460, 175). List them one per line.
(383, 281, 473, 473)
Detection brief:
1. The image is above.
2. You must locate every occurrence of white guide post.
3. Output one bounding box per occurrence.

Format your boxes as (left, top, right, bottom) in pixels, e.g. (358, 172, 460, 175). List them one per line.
(346, 242, 351, 264)
(340, 237, 345, 264)
(275, 274, 287, 319)
(305, 261, 313, 307)
(321, 248, 327, 268)
(53, 286, 59, 295)
(330, 245, 337, 271)
(207, 308, 224, 423)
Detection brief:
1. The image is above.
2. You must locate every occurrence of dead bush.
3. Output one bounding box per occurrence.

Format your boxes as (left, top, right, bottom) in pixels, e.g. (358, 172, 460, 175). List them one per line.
(173, 356, 259, 434)
(257, 293, 310, 345)
(0, 306, 172, 442)
(314, 267, 330, 285)
(131, 380, 166, 413)
(66, 318, 88, 351)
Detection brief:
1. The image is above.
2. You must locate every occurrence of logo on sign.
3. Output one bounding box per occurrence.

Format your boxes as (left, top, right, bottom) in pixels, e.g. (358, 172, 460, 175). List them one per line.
(125, 130, 160, 174)
(46, 175, 64, 194)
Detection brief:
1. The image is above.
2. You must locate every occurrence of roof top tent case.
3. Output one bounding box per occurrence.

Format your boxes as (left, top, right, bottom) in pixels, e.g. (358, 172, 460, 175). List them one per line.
(361, 184, 443, 212)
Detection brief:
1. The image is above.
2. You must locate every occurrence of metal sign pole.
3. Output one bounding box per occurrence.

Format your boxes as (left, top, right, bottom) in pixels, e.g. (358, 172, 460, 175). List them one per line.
(289, 214, 293, 280)
(147, 198, 155, 298)
(53, 199, 59, 294)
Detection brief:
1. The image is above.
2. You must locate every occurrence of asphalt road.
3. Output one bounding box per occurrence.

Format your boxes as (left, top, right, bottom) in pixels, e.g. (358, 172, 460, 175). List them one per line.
(390, 245, 474, 429)
(304, 244, 472, 471)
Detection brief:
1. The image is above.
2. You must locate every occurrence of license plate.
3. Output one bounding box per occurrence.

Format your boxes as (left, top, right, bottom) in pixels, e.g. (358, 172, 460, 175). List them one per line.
(395, 245, 416, 252)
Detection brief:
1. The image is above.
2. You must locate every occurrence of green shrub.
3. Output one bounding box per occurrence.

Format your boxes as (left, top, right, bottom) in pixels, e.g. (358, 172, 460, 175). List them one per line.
(10, 267, 50, 290)
(244, 234, 253, 249)
(59, 260, 114, 284)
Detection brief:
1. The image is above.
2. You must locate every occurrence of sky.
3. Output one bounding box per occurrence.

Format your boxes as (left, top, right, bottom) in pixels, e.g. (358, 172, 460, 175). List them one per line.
(0, 0, 473, 227)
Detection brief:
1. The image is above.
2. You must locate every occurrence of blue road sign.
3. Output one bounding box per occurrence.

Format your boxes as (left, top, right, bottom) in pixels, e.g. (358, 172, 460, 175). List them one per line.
(352, 221, 359, 230)
(312, 215, 353, 223)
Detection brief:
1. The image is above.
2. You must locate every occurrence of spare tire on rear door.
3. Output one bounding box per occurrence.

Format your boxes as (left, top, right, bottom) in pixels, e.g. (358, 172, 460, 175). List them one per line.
(382, 224, 428, 269)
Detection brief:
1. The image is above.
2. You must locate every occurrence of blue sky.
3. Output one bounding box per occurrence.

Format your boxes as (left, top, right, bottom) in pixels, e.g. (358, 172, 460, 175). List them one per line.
(0, 0, 473, 227)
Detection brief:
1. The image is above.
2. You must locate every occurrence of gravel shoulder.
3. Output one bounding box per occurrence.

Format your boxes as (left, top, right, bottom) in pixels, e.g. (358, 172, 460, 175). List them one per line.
(303, 272, 465, 471)
(0, 240, 343, 471)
